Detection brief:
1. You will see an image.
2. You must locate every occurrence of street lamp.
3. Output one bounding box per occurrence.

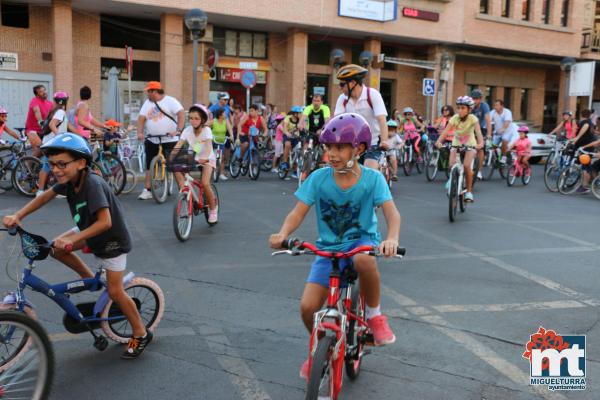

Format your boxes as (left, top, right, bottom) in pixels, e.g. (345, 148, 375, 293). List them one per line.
(560, 57, 576, 114)
(330, 49, 346, 68)
(185, 8, 208, 104)
(358, 51, 373, 68)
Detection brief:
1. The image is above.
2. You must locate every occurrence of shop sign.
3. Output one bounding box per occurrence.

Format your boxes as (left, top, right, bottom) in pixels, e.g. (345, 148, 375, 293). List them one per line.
(0, 52, 18, 71)
(218, 68, 266, 84)
(239, 61, 258, 70)
(402, 7, 439, 22)
(339, 0, 397, 22)
(313, 87, 326, 96)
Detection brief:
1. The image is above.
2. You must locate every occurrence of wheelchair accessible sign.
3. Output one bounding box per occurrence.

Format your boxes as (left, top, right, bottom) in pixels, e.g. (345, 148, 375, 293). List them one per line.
(422, 78, 435, 96)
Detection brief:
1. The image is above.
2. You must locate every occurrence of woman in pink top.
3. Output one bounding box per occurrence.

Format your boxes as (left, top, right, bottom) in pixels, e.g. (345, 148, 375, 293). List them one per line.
(549, 111, 576, 140)
(509, 125, 532, 169)
(75, 86, 107, 139)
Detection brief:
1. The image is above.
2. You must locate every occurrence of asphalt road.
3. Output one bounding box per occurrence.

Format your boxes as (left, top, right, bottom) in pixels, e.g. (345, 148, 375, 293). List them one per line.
(0, 164, 599, 400)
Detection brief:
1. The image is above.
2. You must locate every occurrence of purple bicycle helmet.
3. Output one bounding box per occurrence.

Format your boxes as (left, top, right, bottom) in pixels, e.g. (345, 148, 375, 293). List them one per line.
(518, 125, 529, 133)
(319, 113, 372, 148)
(53, 91, 69, 106)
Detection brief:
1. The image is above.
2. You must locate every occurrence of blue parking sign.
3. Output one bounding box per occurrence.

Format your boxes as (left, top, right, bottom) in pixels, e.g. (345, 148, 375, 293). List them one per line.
(423, 78, 435, 96)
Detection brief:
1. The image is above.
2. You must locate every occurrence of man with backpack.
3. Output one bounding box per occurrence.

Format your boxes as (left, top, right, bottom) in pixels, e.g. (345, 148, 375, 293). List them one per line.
(136, 81, 185, 200)
(334, 64, 389, 170)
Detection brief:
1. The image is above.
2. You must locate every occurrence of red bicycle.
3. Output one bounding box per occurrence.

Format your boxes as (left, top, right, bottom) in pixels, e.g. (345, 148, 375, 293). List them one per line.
(168, 150, 220, 242)
(273, 239, 405, 400)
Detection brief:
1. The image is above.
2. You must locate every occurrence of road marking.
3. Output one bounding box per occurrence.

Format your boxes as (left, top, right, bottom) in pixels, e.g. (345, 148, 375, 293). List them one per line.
(198, 325, 272, 400)
(431, 299, 588, 313)
(49, 326, 197, 343)
(411, 226, 589, 300)
(382, 285, 566, 400)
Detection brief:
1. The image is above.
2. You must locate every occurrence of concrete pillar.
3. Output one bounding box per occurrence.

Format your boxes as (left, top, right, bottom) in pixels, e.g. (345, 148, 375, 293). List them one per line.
(509, 0, 520, 19)
(496, 87, 505, 105)
(52, 0, 73, 97)
(286, 29, 308, 110)
(364, 38, 381, 90)
(550, 0, 563, 25)
(558, 69, 577, 115)
(513, 88, 523, 120)
(489, 0, 502, 16)
(531, 0, 543, 23)
(160, 14, 184, 101)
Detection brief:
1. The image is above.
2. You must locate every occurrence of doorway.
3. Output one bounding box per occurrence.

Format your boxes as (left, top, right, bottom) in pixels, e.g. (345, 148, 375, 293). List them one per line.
(307, 74, 330, 106)
(380, 79, 394, 115)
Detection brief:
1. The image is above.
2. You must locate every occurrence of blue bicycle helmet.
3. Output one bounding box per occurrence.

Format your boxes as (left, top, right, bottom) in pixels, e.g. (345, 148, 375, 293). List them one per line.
(41, 133, 92, 163)
(291, 105, 303, 113)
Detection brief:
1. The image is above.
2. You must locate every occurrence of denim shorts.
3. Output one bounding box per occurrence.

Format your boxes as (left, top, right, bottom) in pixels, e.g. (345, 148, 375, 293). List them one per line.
(493, 131, 512, 145)
(307, 239, 376, 288)
(359, 146, 383, 164)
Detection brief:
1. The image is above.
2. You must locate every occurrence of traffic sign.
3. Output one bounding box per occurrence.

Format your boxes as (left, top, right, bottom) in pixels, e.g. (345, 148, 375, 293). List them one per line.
(240, 70, 257, 89)
(422, 78, 435, 96)
(207, 48, 218, 72)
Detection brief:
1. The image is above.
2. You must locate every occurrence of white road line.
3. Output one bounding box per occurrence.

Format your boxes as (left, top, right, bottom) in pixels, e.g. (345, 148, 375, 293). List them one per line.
(382, 285, 566, 400)
(411, 226, 589, 300)
(197, 325, 272, 400)
(431, 299, 588, 313)
(49, 326, 197, 343)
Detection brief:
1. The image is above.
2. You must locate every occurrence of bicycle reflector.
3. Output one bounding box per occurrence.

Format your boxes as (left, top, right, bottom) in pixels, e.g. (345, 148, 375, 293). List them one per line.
(19, 229, 51, 261)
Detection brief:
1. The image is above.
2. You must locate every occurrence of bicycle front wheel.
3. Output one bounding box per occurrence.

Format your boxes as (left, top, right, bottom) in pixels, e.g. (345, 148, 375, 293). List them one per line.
(507, 165, 517, 186)
(402, 148, 413, 176)
(449, 168, 458, 223)
(345, 286, 365, 380)
(122, 169, 137, 194)
(229, 152, 241, 178)
(249, 149, 260, 180)
(558, 167, 581, 195)
(173, 192, 193, 242)
(0, 311, 54, 400)
(544, 165, 560, 192)
(149, 156, 168, 203)
(305, 336, 339, 400)
(425, 150, 439, 181)
(100, 154, 126, 195)
(591, 175, 600, 200)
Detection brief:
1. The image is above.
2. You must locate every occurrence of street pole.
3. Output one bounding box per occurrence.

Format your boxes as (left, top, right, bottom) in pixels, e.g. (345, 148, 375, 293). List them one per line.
(246, 88, 250, 113)
(192, 37, 198, 105)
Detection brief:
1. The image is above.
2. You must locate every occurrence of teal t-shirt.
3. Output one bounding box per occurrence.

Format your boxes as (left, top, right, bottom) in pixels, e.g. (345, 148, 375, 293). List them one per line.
(295, 166, 392, 251)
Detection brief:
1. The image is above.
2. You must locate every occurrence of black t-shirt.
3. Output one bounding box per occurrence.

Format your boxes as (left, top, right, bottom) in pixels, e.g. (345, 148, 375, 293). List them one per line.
(307, 108, 326, 134)
(575, 119, 596, 148)
(53, 171, 132, 258)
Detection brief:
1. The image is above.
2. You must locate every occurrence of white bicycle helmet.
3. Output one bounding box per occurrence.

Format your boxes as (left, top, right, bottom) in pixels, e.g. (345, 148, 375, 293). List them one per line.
(455, 96, 474, 109)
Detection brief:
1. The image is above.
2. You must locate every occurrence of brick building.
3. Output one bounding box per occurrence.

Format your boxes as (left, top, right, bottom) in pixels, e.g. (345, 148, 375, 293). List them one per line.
(0, 0, 595, 133)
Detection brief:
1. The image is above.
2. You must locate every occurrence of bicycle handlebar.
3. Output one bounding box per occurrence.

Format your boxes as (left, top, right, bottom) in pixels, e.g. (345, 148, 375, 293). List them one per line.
(272, 238, 405, 259)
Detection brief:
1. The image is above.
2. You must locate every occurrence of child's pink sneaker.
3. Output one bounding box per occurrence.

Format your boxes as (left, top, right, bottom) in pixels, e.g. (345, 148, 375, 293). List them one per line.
(208, 207, 218, 224)
(368, 315, 396, 346)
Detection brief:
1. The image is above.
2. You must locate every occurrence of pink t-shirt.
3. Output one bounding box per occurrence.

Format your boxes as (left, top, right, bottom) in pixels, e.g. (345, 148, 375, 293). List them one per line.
(75, 101, 93, 139)
(275, 124, 284, 142)
(25, 97, 53, 133)
(514, 138, 532, 156)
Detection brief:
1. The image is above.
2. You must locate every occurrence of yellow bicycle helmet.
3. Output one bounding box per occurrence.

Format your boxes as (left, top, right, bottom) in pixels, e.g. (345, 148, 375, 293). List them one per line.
(336, 64, 368, 82)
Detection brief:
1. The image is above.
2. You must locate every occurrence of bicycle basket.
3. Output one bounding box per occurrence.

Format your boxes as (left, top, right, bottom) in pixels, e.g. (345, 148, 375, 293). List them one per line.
(167, 149, 196, 173)
(18, 228, 51, 261)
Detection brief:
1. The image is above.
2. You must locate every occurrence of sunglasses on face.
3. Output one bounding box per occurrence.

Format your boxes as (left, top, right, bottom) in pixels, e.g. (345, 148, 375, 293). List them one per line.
(48, 159, 78, 170)
(404, 113, 413, 116)
(339, 82, 348, 88)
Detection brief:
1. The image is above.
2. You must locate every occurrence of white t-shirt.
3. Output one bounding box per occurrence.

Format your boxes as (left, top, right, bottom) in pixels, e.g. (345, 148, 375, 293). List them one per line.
(139, 96, 183, 144)
(490, 108, 517, 137)
(334, 86, 388, 146)
(181, 126, 216, 167)
(42, 108, 67, 144)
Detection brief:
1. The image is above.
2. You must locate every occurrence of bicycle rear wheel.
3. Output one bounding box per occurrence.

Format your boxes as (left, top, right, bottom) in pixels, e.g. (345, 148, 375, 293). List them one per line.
(173, 192, 193, 242)
(11, 156, 41, 197)
(305, 335, 339, 400)
(149, 156, 168, 203)
(345, 286, 365, 380)
(0, 311, 54, 400)
(122, 169, 137, 194)
(100, 154, 126, 195)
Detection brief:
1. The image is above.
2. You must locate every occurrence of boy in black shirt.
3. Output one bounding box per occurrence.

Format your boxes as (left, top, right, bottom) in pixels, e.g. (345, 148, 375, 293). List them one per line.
(2, 133, 152, 359)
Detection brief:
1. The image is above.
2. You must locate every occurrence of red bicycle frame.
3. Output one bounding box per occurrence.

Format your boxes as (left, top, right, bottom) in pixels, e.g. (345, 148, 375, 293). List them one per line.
(177, 174, 206, 216)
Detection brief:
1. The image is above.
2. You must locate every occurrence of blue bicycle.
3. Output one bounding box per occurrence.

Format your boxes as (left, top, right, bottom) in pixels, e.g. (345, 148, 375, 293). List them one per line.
(229, 127, 261, 180)
(544, 139, 574, 192)
(0, 226, 165, 357)
(0, 140, 41, 197)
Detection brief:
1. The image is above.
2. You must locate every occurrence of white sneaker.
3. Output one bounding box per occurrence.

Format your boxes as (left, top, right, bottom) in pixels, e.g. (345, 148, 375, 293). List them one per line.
(464, 192, 474, 202)
(500, 156, 507, 164)
(271, 168, 278, 173)
(0, 188, 5, 194)
(138, 189, 153, 200)
(55, 194, 66, 199)
(35, 190, 44, 198)
(477, 171, 483, 180)
(219, 174, 228, 181)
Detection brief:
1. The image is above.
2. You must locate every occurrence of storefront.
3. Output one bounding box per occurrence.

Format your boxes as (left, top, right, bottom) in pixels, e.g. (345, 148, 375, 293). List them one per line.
(209, 67, 267, 108)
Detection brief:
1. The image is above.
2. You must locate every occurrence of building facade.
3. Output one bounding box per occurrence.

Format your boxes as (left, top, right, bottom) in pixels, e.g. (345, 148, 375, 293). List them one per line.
(0, 0, 593, 133)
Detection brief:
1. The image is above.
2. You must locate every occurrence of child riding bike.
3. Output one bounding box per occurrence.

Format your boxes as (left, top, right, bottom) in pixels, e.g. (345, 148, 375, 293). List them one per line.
(386, 119, 403, 181)
(399, 107, 424, 161)
(435, 96, 484, 203)
(508, 125, 532, 171)
(2, 133, 152, 359)
(171, 104, 218, 224)
(269, 113, 401, 380)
